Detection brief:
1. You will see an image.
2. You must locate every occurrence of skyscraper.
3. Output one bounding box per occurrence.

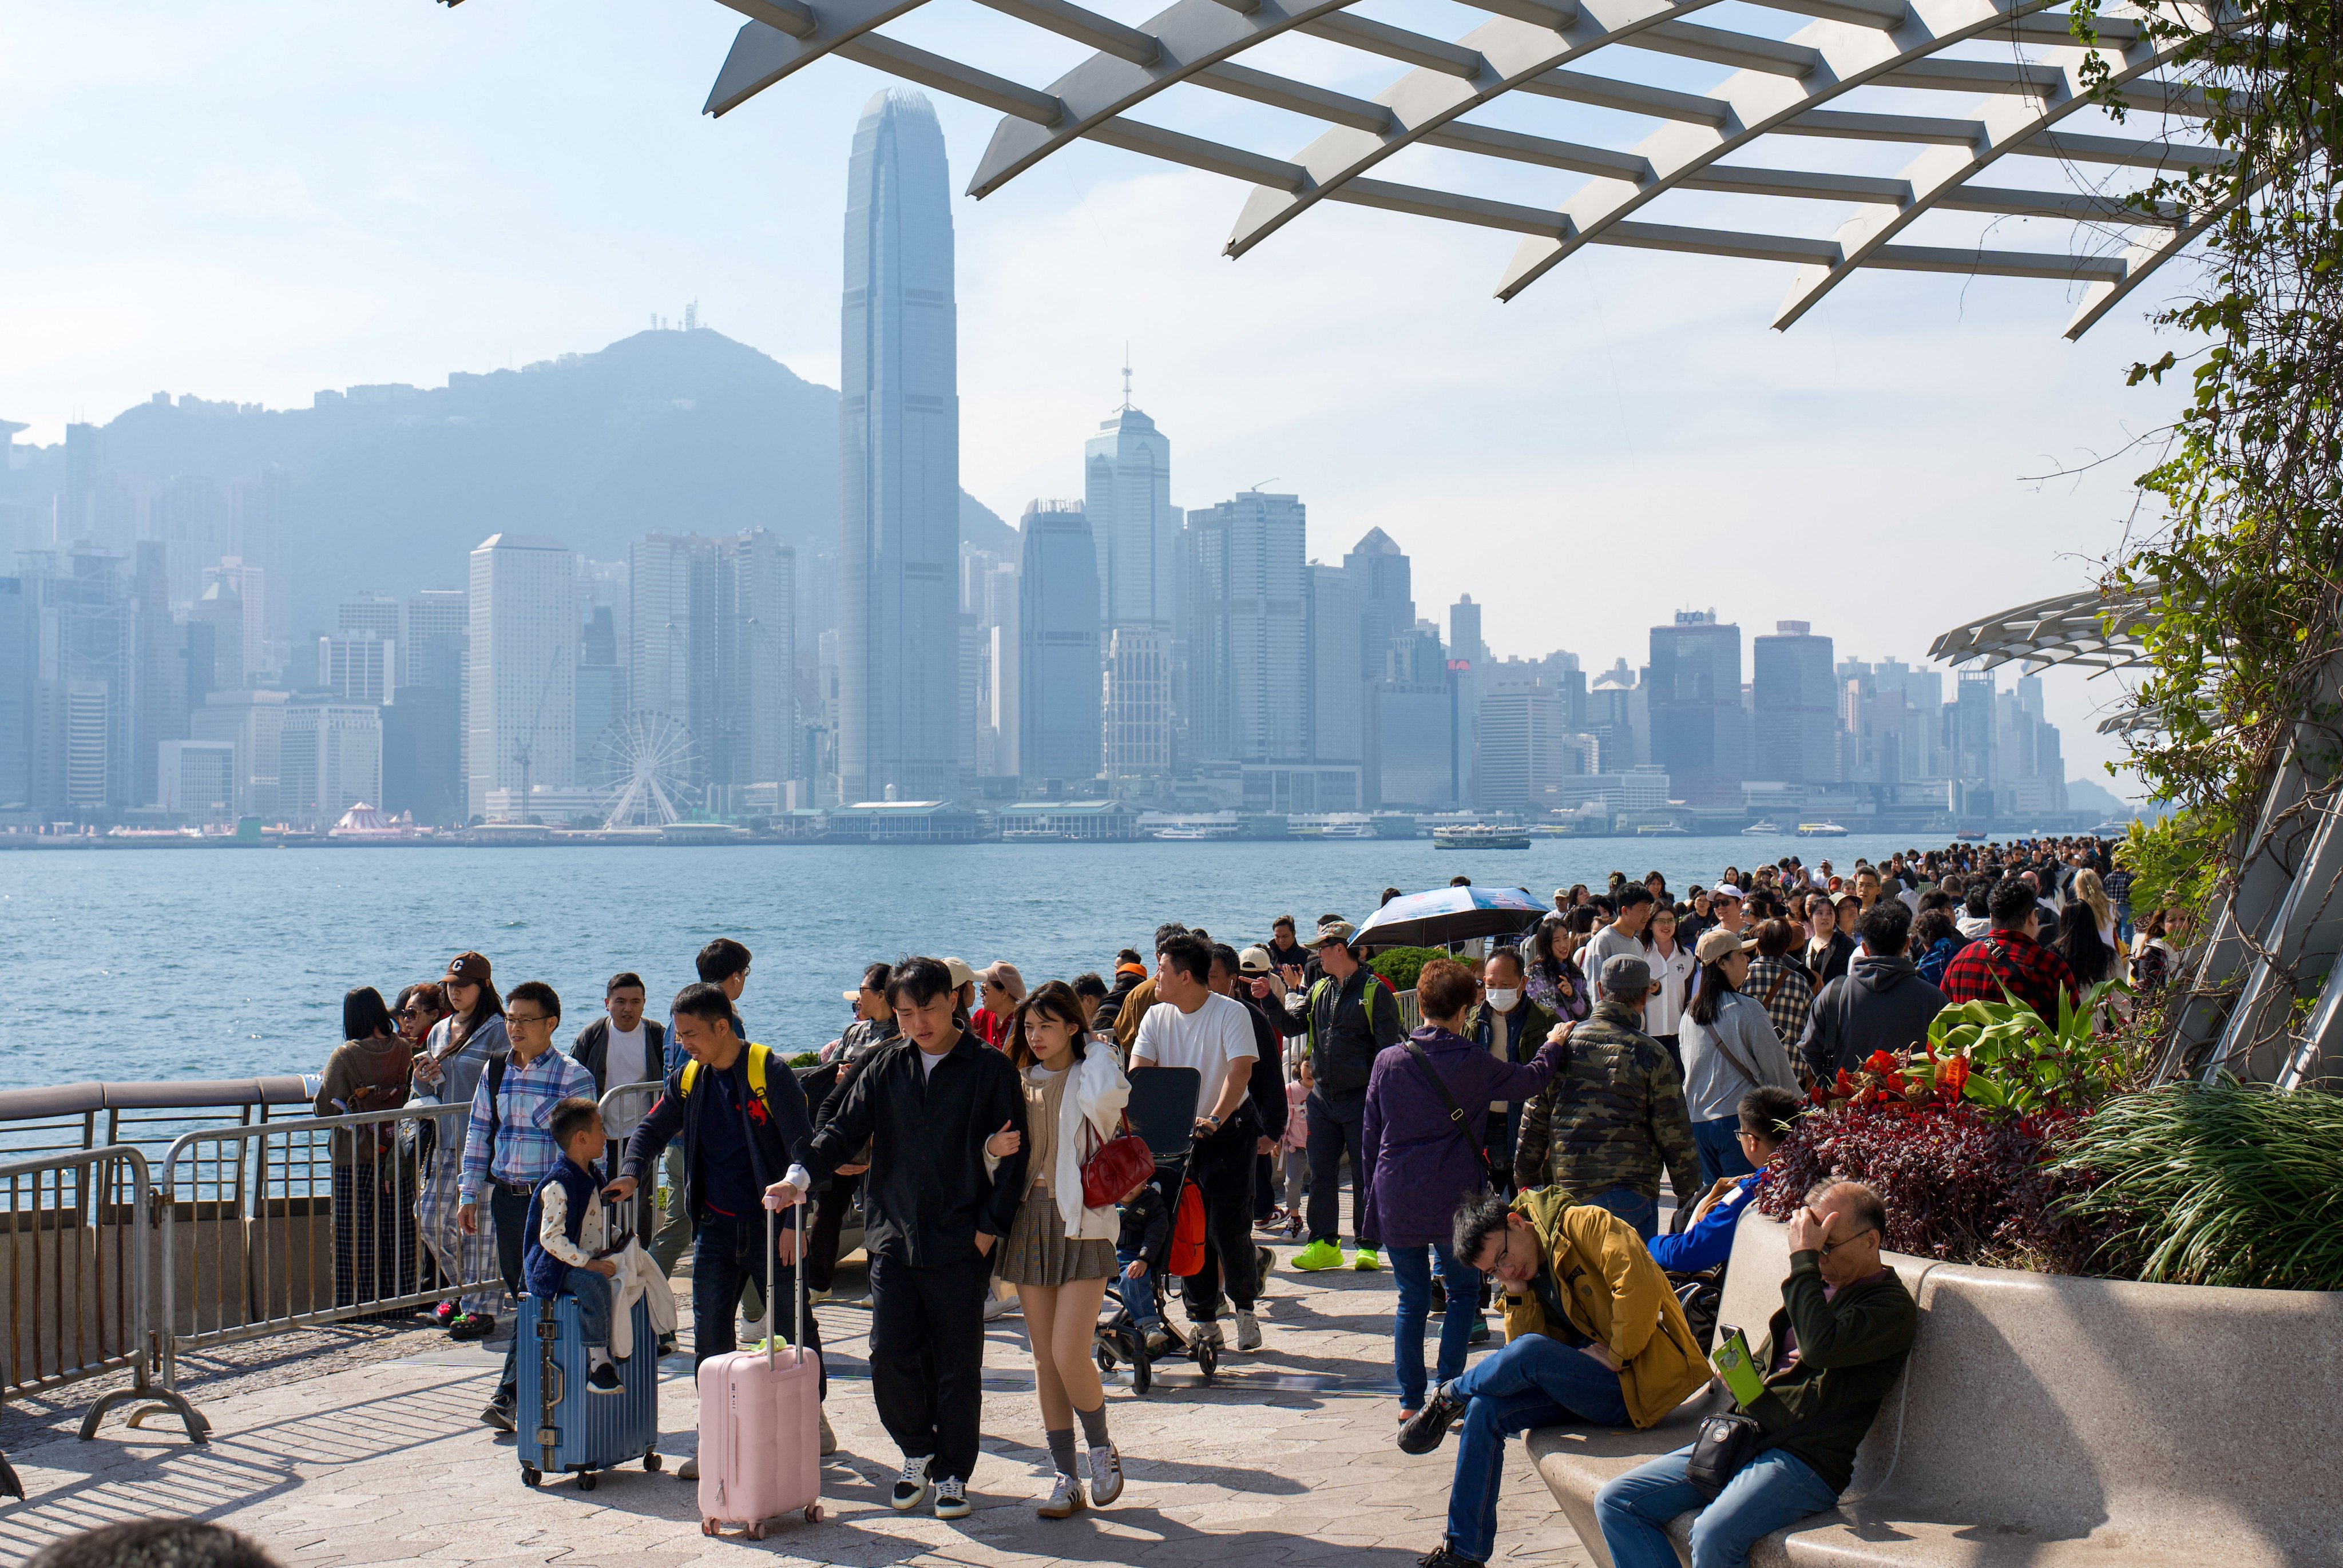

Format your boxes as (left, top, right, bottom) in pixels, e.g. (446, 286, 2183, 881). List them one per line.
(1648, 610, 1746, 803)
(1752, 620, 1837, 783)
(713, 529, 796, 790)
(466, 534, 576, 821)
(1186, 491, 1308, 767)
(1306, 565, 1362, 768)
(1449, 594, 1486, 669)
(1086, 375, 1176, 633)
(1344, 529, 1414, 677)
(1021, 501, 1101, 787)
(838, 88, 961, 803)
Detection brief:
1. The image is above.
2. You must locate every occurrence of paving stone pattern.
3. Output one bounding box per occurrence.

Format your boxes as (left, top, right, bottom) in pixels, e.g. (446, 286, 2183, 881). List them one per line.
(0, 1236, 1596, 1568)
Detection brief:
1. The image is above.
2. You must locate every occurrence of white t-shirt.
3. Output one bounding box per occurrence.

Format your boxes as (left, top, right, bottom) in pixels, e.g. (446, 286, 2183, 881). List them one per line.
(605, 1022, 650, 1090)
(1131, 993, 1256, 1121)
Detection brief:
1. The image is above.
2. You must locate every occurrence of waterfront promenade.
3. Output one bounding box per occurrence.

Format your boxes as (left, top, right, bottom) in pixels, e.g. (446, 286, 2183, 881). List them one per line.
(0, 1243, 1582, 1568)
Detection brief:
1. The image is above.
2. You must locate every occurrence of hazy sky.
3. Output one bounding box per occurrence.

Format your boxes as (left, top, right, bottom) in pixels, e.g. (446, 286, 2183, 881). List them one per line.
(3, 0, 2195, 796)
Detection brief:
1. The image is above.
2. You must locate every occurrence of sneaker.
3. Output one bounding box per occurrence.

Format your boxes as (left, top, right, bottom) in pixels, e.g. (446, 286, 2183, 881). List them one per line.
(1429, 1277, 1448, 1315)
(891, 1455, 932, 1511)
(1466, 1315, 1491, 1345)
(1290, 1239, 1345, 1271)
(1189, 1320, 1225, 1350)
(1352, 1247, 1383, 1272)
(1087, 1443, 1124, 1506)
(934, 1475, 971, 1519)
(431, 1301, 459, 1328)
(586, 1361, 623, 1392)
(448, 1312, 497, 1343)
(656, 1332, 679, 1357)
(983, 1293, 1020, 1322)
(1141, 1325, 1171, 1356)
(820, 1411, 838, 1456)
(1417, 1543, 1486, 1568)
(677, 1456, 700, 1481)
(479, 1398, 516, 1432)
(1397, 1382, 1467, 1455)
(1234, 1309, 1262, 1352)
(1036, 1472, 1085, 1519)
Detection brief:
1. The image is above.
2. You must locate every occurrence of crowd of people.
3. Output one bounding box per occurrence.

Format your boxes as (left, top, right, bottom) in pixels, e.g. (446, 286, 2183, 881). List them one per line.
(300, 833, 2146, 1554)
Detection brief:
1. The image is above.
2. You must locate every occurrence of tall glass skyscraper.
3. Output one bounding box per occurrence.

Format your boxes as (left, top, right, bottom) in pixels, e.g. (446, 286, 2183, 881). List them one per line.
(838, 89, 961, 804)
(1016, 502, 1101, 789)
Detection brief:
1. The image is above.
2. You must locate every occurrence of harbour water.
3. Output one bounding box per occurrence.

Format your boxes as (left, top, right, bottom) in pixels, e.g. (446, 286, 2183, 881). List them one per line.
(0, 833, 1925, 1090)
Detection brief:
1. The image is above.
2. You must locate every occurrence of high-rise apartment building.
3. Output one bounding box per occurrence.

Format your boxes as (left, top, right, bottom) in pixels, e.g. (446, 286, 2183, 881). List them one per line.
(1016, 502, 1100, 791)
(1753, 620, 1837, 784)
(466, 534, 577, 821)
(1186, 491, 1309, 767)
(1648, 610, 1746, 803)
(838, 88, 961, 803)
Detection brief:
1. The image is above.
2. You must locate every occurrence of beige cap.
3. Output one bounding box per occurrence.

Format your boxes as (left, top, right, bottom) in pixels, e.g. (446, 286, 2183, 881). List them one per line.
(1693, 927, 1759, 965)
(1238, 945, 1274, 975)
(943, 956, 978, 989)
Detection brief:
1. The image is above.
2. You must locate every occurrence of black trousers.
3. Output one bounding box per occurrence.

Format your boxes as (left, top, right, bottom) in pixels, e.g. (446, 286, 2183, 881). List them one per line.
(868, 1250, 990, 1481)
(1305, 1090, 1369, 1246)
(490, 1184, 530, 1401)
(692, 1209, 826, 1398)
(806, 1173, 862, 1295)
(1180, 1132, 1260, 1322)
(1253, 1150, 1277, 1221)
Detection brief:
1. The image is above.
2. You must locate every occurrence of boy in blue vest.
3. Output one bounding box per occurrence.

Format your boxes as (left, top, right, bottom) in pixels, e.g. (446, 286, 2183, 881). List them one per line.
(523, 1096, 628, 1390)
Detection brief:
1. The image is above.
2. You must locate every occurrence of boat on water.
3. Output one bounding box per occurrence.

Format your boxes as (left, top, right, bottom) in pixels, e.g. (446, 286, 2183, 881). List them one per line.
(2091, 819, 2133, 837)
(1432, 825, 1533, 850)
(1317, 821, 1375, 839)
(1798, 821, 1850, 837)
(1151, 824, 1239, 841)
(1637, 824, 1691, 836)
(1956, 829, 1989, 842)
(1741, 820, 1783, 836)
(1001, 828, 1065, 843)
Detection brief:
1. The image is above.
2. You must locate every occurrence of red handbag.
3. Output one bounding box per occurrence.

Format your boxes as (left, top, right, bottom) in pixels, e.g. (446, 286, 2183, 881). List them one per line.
(1080, 1113, 1157, 1210)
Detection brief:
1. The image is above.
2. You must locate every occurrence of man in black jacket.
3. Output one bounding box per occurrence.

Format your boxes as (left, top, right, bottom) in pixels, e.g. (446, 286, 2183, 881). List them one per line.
(1799, 900, 1946, 1085)
(1276, 921, 1402, 1271)
(570, 973, 666, 1102)
(763, 956, 1025, 1521)
(610, 982, 825, 1474)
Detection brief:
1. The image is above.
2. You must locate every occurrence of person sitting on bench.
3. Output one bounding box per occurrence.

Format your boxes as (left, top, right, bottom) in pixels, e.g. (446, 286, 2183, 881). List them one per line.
(1646, 1086, 1802, 1278)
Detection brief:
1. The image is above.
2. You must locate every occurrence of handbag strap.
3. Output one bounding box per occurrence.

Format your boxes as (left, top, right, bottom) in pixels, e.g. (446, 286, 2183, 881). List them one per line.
(1403, 1042, 1502, 1187)
(1703, 998, 1770, 1091)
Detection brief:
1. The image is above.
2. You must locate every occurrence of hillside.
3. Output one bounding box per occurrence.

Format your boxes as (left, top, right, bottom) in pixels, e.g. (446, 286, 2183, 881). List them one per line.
(15, 328, 1016, 626)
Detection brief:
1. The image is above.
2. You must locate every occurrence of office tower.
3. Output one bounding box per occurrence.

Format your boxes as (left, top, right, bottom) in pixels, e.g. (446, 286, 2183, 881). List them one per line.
(1369, 678, 1457, 809)
(631, 532, 713, 750)
(977, 559, 1018, 781)
(62, 423, 104, 543)
(203, 558, 272, 682)
(1752, 620, 1837, 784)
(154, 475, 227, 608)
(402, 590, 468, 692)
(1648, 610, 1746, 803)
(228, 467, 293, 669)
(340, 593, 403, 642)
(466, 534, 577, 821)
(1103, 628, 1170, 789)
(1185, 491, 1309, 767)
(1344, 529, 1414, 677)
(1475, 686, 1572, 812)
(1876, 657, 1942, 779)
(319, 632, 397, 706)
(279, 700, 384, 825)
(1086, 373, 1177, 633)
(24, 547, 134, 813)
(1841, 666, 1911, 785)
(715, 529, 796, 789)
(838, 88, 961, 803)
(157, 739, 237, 816)
(384, 688, 462, 823)
(133, 541, 184, 807)
(189, 689, 287, 818)
(1586, 657, 1643, 771)
(1017, 502, 1100, 789)
(1955, 670, 1996, 782)
(188, 580, 246, 695)
(1307, 565, 1362, 767)
(0, 574, 29, 808)
(1449, 594, 1486, 670)
(576, 605, 625, 784)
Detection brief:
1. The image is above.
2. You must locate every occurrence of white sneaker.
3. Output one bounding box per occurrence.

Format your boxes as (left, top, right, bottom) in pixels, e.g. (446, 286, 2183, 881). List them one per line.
(1190, 1320, 1225, 1349)
(891, 1454, 931, 1511)
(1234, 1309, 1262, 1352)
(983, 1293, 1020, 1322)
(1036, 1471, 1085, 1518)
(677, 1455, 700, 1481)
(819, 1411, 838, 1456)
(1087, 1442, 1124, 1506)
(934, 1475, 971, 1519)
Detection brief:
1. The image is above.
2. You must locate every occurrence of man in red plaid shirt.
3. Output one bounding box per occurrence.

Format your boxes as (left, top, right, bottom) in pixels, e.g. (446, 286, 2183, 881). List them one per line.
(1941, 878, 2081, 1019)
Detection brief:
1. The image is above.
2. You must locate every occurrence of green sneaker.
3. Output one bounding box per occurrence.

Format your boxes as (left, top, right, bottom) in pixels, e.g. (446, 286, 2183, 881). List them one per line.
(1291, 1239, 1346, 1271)
(1351, 1247, 1383, 1272)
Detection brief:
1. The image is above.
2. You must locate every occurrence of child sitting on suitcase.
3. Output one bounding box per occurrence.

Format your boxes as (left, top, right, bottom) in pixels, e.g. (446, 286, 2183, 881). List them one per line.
(1115, 1173, 1173, 1354)
(524, 1097, 631, 1391)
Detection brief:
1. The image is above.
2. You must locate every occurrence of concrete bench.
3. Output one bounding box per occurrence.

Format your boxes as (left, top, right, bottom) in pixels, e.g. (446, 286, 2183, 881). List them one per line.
(1528, 1210, 2343, 1567)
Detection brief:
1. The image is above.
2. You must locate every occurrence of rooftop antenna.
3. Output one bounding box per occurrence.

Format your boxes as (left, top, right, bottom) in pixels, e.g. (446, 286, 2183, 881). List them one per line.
(1120, 343, 1132, 411)
(1246, 477, 1279, 493)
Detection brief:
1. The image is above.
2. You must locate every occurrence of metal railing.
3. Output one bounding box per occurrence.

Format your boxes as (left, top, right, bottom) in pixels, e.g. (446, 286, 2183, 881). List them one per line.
(0, 1145, 204, 1494)
(0, 1077, 323, 1160)
(152, 1102, 504, 1409)
(596, 1080, 664, 1239)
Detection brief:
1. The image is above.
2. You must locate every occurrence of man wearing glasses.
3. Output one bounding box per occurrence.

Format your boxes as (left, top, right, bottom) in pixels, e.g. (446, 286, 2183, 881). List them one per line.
(1595, 1181, 1918, 1568)
(1398, 1186, 1708, 1568)
(455, 981, 597, 1432)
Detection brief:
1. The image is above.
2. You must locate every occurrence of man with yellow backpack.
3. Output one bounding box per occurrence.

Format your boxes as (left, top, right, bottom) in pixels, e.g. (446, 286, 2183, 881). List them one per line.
(609, 982, 828, 1475)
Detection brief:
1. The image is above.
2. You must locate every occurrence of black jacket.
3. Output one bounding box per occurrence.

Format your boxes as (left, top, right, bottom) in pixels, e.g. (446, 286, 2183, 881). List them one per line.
(1805, 930, 1856, 989)
(1800, 955, 1949, 1085)
(1278, 967, 1401, 1098)
(570, 1017, 667, 1098)
(620, 1045, 815, 1226)
(803, 1030, 1026, 1268)
(1092, 972, 1145, 1038)
(1236, 992, 1288, 1142)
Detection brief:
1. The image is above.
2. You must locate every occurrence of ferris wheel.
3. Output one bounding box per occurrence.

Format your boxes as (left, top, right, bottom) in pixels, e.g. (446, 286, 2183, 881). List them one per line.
(597, 712, 698, 829)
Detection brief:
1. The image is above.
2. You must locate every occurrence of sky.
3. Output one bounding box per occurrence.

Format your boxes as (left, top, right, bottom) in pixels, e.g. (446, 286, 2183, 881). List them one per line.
(2, 0, 2198, 797)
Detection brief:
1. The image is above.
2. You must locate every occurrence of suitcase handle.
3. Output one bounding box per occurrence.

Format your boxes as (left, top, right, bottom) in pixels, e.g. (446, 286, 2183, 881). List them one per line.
(762, 1198, 808, 1374)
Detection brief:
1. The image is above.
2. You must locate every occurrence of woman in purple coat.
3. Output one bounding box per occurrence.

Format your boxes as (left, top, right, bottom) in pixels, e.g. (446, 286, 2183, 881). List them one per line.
(1363, 958, 1568, 1418)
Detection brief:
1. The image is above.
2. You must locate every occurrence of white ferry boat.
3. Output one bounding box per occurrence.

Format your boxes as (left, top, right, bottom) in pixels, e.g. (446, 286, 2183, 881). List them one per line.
(1432, 825, 1532, 850)
(1152, 823, 1239, 841)
(1741, 820, 1784, 836)
(1798, 820, 1850, 837)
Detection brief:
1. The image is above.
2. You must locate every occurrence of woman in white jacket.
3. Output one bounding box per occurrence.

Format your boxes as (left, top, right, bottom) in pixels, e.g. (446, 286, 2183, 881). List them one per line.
(993, 979, 1132, 1519)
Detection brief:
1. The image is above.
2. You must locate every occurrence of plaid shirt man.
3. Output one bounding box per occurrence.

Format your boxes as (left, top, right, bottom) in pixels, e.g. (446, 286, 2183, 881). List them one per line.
(1941, 927, 2080, 1021)
(1743, 954, 1815, 1053)
(458, 1045, 597, 1198)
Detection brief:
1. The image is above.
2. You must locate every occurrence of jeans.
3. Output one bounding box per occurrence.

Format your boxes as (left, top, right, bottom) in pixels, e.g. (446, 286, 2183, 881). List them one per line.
(1280, 1148, 1308, 1214)
(1692, 1118, 1755, 1189)
(1444, 1331, 1631, 1561)
(1596, 1443, 1840, 1568)
(1305, 1090, 1369, 1246)
(1181, 1130, 1261, 1323)
(1587, 1185, 1659, 1242)
(489, 1185, 530, 1403)
(691, 1210, 826, 1399)
(1114, 1248, 1164, 1328)
(1389, 1243, 1485, 1408)
(564, 1265, 613, 1348)
(648, 1145, 692, 1277)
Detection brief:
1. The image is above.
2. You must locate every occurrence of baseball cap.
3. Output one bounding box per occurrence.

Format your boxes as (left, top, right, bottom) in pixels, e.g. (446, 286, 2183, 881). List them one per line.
(1315, 920, 1357, 945)
(840, 986, 861, 1002)
(1711, 883, 1745, 900)
(1599, 954, 1652, 995)
(942, 956, 978, 989)
(1238, 945, 1274, 975)
(1694, 928, 1758, 965)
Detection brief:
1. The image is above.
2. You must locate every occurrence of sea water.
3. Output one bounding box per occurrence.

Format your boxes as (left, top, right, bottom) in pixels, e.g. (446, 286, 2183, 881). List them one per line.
(0, 834, 1923, 1090)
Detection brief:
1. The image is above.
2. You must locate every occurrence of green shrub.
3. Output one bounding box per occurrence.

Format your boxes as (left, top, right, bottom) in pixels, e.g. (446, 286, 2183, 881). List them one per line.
(2047, 1083, 2343, 1291)
(1367, 947, 1448, 991)
(786, 1050, 822, 1069)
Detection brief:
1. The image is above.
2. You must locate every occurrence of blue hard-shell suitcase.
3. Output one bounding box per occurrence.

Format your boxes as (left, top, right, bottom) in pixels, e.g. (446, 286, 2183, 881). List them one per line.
(516, 1292, 660, 1488)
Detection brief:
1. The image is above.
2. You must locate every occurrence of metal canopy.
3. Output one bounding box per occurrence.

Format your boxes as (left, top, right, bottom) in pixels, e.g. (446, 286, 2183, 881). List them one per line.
(1926, 582, 2163, 672)
(669, 0, 2233, 334)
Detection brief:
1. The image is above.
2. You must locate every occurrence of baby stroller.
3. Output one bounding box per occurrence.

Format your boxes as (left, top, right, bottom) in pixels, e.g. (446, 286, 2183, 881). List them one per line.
(1092, 1067, 1275, 1392)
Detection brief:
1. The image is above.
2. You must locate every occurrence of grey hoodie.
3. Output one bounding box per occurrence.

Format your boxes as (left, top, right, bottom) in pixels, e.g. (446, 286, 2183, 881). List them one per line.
(1799, 953, 1948, 1086)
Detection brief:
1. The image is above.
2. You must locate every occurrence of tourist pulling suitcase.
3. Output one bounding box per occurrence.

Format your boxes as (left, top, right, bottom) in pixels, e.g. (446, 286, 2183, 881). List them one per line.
(517, 1291, 660, 1489)
(696, 1202, 823, 1538)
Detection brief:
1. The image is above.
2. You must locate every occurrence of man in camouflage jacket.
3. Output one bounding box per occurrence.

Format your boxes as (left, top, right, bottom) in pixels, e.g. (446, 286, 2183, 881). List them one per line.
(1511, 954, 1701, 1241)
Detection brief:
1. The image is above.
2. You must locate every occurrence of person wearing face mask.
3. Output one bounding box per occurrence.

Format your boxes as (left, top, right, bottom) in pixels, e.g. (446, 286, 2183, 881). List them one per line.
(1466, 948, 1559, 1194)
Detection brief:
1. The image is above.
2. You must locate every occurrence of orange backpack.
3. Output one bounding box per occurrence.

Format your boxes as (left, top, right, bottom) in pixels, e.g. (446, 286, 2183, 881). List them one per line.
(1166, 1181, 1208, 1276)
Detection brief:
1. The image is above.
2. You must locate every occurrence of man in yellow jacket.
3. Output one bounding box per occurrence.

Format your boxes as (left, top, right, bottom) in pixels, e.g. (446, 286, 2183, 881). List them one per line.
(1398, 1185, 1708, 1568)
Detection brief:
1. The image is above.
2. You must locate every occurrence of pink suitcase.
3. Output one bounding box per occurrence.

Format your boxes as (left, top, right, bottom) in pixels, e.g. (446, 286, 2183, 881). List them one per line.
(696, 1205, 823, 1538)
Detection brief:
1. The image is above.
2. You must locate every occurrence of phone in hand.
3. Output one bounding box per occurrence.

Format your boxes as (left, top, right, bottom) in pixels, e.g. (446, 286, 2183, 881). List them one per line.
(1711, 1324, 1766, 1408)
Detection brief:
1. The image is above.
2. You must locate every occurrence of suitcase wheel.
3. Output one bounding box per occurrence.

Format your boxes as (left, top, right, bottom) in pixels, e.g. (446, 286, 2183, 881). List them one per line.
(521, 1467, 541, 1488)
(700, 1519, 719, 1537)
(578, 1470, 597, 1492)
(747, 1522, 767, 1541)
(805, 1503, 823, 1523)
(644, 1451, 662, 1472)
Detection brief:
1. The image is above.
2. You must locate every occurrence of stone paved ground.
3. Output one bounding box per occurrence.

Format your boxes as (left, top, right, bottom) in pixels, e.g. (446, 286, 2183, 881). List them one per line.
(0, 1234, 1599, 1568)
